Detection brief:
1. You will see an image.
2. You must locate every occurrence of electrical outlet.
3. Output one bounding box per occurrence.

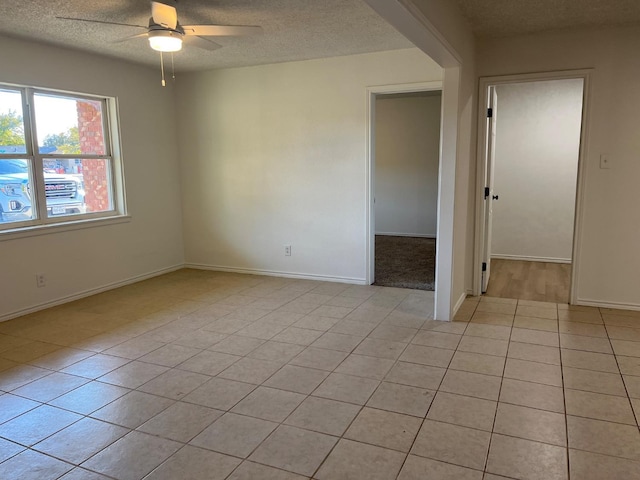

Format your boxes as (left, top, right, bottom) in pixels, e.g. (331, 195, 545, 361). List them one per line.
(284, 244, 292, 256)
(36, 273, 46, 288)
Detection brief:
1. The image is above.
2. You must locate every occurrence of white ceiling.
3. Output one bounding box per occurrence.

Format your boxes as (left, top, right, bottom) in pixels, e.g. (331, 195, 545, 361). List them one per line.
(1, 1, 639, 72)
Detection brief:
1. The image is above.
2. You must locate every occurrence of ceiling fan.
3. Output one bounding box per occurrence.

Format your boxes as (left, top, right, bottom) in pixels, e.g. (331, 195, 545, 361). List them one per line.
(57, 1, 263, 53)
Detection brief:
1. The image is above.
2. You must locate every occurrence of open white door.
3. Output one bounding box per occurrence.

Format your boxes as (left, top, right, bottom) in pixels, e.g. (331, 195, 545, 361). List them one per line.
(481, 87, 498, 293)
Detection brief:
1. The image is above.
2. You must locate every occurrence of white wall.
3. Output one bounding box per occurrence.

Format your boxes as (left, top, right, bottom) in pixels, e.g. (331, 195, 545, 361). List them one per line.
(478, 26, 640, 308)
(176, 49, 442, 282)
(491, 79, 583, 262)
(0, 36, 185, 319)
(375, 93, 441, 237)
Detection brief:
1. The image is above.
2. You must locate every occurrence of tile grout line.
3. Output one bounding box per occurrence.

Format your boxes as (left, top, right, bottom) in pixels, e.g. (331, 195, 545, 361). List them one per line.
(307, 305, 438, 479)
(308, 307, 415, 480)
(601, 308, 640, 431)
(557, 303, 571, 480)
(482, 298, 515, 477)
(229, 300, 401, 479)
(391, 305, 473, 479)
(170, 281, 369, 478)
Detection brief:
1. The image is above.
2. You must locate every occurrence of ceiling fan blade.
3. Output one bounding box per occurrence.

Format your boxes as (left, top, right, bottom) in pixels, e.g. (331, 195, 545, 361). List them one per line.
(112, 32, 149, 44)
(56, 16, 147, 29)
(182, 25, 263, 37)
(183, 36, 222, 51)
(151, 1, 177, 29)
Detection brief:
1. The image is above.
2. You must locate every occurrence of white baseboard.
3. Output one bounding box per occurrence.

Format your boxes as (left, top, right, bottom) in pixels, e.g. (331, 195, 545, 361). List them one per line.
(452, 291, 468, 318)
(185, 263, 367, 285)
(491, 254, 572, 264)
(0, 264, 184, 322)
(375, 232, 436, 238)
(576, 298, 640, 312)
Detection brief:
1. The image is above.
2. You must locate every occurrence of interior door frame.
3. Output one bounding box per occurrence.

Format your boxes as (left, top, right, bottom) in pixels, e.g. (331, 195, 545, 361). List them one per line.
(473, 70, 593, 303)
(365, 80, 442, 287)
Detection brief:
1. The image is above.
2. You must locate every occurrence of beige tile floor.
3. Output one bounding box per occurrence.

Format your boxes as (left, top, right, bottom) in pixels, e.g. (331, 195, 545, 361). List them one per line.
(0, 269, 639, 479)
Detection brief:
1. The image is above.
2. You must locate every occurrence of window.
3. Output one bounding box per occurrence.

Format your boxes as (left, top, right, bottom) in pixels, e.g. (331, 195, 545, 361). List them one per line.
(0, 84, 124, 231)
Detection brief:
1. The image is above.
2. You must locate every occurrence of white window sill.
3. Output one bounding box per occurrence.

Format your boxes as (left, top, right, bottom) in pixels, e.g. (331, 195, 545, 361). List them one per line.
(0, 215, 132, 242)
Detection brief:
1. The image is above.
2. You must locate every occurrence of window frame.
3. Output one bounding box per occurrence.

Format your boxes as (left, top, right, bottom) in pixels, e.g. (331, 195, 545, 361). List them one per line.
(0, 83, 127, 235)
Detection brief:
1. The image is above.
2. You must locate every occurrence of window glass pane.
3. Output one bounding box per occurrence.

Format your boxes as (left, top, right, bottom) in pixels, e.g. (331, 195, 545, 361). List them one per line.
(0, 89, 26, 154)
(44, 158, 113, 218)
(0, 159, 36, 224)
(34, 94, 106, 155)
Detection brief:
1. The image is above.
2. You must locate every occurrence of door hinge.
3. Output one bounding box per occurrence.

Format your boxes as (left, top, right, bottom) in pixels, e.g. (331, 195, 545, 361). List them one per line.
(487, 107, 493, 118)
(484, 187, 490, 199)
(482, 262, 487, 272)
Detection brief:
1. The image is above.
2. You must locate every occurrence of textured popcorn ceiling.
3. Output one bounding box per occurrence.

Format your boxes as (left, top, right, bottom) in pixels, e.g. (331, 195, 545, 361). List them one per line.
(456, 0, 640, 38)
(0, 0, 413, 71)
(4, 1, 638, 72)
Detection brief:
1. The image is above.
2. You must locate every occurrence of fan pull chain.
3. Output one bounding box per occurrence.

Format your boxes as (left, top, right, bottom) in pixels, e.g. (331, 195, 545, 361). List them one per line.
(160, 51, 166, 87)
(171, 53, 176, 81)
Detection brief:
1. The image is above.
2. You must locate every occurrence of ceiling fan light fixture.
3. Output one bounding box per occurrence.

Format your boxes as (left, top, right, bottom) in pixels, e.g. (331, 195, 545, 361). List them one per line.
(148, 30, 183, 52)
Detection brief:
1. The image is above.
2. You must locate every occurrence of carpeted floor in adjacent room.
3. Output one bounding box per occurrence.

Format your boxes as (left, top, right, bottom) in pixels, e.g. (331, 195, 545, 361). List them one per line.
(374, 235, 436, 291)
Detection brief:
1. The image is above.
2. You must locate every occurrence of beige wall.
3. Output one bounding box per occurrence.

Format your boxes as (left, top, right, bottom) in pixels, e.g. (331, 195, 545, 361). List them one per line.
(478, 26, 640, 308)
(0, 35, 185, 319)
(176, 49, 442, 282)
(375, 93, 441, 237)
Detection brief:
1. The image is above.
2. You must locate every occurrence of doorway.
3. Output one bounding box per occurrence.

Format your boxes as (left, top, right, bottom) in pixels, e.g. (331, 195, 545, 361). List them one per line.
(373, 90, 441, 291)
(365, 81, 442, 318)
(475, 72, 590, 303)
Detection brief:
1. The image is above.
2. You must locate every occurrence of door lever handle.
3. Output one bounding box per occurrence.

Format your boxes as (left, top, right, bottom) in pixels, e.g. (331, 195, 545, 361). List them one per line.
(492, 195, 499, 200)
